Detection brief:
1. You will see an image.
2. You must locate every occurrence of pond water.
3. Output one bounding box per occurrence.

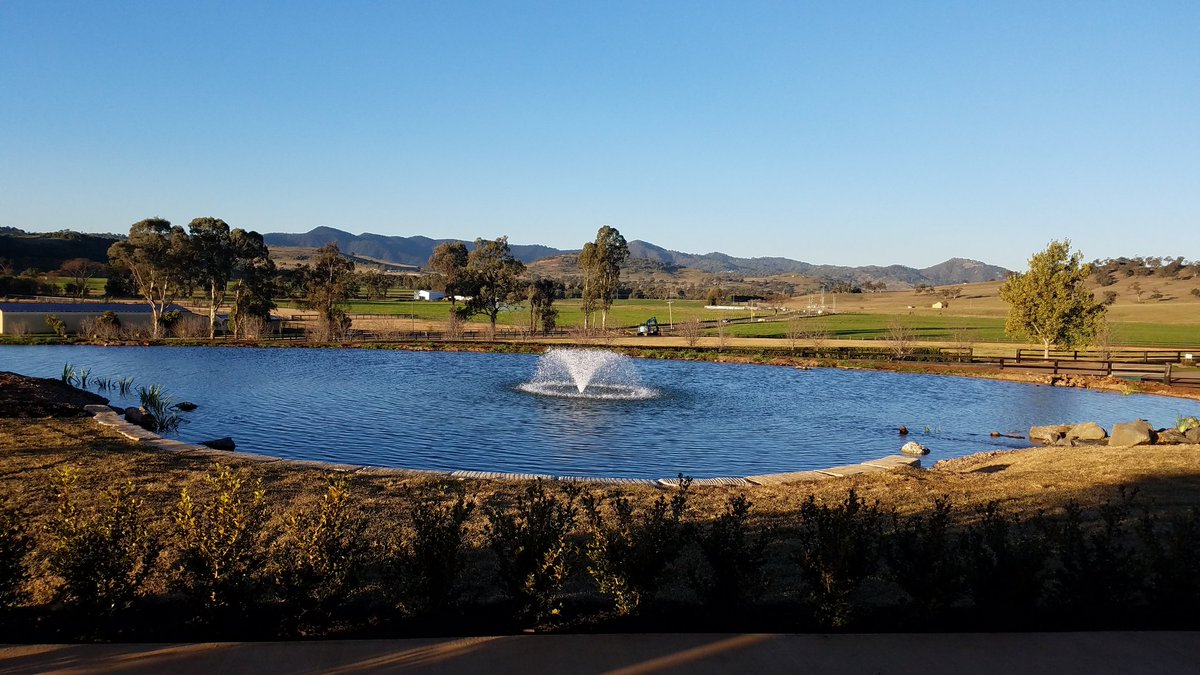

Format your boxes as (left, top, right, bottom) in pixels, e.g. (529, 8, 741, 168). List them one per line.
(2, 345, 1197, 479)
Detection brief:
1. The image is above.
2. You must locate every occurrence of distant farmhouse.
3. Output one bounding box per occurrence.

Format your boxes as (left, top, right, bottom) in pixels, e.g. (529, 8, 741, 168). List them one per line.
(0, 302, 191, 335)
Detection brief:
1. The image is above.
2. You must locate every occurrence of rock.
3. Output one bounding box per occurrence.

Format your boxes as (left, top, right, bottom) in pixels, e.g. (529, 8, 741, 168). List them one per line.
(990, 431, 1001, 437)
(174, 401, 198, 412)
(200, 437, 236, 451)
(123, 406, 157, 431)
(1066, 422, 1108, 442)
(900, 441, 929, 456)
(1030, 424, 1072, 445)
(1156, 429, 1189, 445)
(1109, 420, 1156, 447)
(1187, 427, 1200, 444)
(108, 405, 126, 415)
(898, 425, 908, 436)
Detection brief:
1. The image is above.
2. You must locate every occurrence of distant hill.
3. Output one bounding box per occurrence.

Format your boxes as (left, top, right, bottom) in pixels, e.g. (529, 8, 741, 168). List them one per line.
(0, 228, 121, 272)
(263, 227, 569, 266)
(261, 227, 1010, 286)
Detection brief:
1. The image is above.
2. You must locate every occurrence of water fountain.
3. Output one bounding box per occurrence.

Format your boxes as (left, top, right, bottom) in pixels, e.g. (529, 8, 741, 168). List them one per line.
(518, 348, 658, 400)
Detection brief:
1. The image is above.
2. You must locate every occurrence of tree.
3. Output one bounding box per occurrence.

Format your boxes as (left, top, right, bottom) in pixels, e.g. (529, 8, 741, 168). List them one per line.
(999, 240, 1106, 358)
(526, 278, 561, 336)
(358, 271, 393, 300)
(464, 237, 525, 336)
(427, 242, 469, 307)
(228, 230, 276, 338)
(58, 258, 105, 298)
(304, 243, 356, 339)
(187, 217, 237, 339)
(578, 226, 629, 330)
(107, 218, 190, 338)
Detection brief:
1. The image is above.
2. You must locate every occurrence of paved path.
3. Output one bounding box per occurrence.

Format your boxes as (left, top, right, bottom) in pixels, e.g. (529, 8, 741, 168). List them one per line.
(3, 632, 1199, 674)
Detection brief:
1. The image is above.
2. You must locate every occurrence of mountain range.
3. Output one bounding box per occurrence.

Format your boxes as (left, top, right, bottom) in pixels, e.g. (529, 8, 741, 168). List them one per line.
(263, 227, 1009, 287)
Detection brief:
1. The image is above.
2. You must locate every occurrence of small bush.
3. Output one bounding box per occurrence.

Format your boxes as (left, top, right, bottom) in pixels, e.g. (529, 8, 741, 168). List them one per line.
(273, 476, 368, 631)
(582, 476, 693, 615)
(693, 493, 768, 611)
(0, 501, 31, 610)
(45, 314, 67, 337)
(173, 464, 269, 615)
(793, 489, 885, 628)
(1046, 491, 1141, 617)
(45, 467, 160, 614)
(60, 363, 77, 386)
(960, 502, 1049, 621)
(1138, 506, 1200, 617)
(393, 491, 475, 616)
(484, 480, 580, 623)
(886, 497, 963, 617)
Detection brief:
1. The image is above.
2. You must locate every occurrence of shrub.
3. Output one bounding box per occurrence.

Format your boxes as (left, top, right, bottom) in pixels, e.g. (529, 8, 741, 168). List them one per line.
(173, 464, 269, 614)
(484, 480, 580, 623)
(793, 489, 885, 628)
(582, 476, 693, 615)
(45, 467, 160, 613)
(45, 314, 67, 337)
(0, 501, 31, 610)
(885, 497, 963, 617)
(1046, 493, 1141, 617)
(273, 476, 368, 631)
(693, 493, 768, 611)
(960, 502, 1049, 621)
(60, 363, 77, 386)
(1138, 506, 1200, 617)
(393, 490, 475, 616)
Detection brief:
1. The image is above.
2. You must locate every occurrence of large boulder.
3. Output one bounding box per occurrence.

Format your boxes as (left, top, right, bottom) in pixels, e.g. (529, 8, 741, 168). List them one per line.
(900, 441, 929, 456)
(1109, 420, 1156, 447)
(1187, 426, 1200, 444)
(1030, 425, 1072, 445)
(1066, 422, 1108, 442)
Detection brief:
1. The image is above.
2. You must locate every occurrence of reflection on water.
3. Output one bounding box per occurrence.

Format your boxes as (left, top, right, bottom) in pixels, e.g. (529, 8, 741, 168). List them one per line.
(1, 345, 1196, 479)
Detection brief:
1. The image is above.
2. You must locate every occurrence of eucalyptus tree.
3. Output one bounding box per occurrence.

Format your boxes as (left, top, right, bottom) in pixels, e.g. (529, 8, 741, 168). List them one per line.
(305, 243, 356, 338)
(579, 225, 629, 330)
(526, 277, 561, 335)
(186, 217, 237, 338)
(228, 230, 276, 337)
(427, 241, 469, 307)
(107, 218, 191, 338)
(999, 239, 1106, 358)
(465, 236, 525, 336)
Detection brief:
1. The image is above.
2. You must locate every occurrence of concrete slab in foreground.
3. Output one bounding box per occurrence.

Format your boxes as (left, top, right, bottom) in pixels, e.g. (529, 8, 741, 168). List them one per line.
(3, 632, 1198, 674)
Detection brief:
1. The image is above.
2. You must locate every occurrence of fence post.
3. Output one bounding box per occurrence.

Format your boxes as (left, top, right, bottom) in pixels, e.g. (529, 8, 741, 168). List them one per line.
(1165, 363, 1172, 386)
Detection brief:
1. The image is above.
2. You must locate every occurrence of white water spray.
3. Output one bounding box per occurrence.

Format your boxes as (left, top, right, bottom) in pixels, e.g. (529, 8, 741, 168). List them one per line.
(518, 348, 658, 400)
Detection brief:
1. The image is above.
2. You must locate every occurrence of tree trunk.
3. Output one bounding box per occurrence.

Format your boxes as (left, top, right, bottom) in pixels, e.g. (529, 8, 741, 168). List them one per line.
(1043, 339, 1051, 359)
(151, 306, 161, 339)
(209, 282, 219, 340)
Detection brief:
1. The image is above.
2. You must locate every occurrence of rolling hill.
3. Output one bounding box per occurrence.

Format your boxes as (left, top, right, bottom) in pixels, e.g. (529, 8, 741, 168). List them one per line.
(263, 227, 1010, 287)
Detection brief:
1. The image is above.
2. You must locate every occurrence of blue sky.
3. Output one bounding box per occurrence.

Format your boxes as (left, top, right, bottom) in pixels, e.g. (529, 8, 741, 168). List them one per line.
(2, 1, 1197, 269)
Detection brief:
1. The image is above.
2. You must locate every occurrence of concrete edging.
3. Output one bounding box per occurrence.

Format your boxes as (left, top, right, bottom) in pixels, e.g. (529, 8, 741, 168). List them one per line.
(84, 405, 921, 485)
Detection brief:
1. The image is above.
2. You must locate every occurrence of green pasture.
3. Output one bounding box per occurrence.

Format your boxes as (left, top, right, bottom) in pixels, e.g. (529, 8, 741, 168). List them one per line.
(278, 297, 759, 328)
(719, 313, 1199, 348)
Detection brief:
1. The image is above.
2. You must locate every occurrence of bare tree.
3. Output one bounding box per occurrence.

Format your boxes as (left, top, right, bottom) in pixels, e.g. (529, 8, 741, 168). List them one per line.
(679, 317, 703, 347)
(1091, 318, 1119, 361)
(716, 321, 729, 350)
(785, 314, 805, 350)
(886, 317, 915, 360)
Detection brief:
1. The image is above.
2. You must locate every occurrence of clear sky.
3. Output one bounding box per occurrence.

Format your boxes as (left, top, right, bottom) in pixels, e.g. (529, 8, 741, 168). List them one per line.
(2, 1, 1197, 269)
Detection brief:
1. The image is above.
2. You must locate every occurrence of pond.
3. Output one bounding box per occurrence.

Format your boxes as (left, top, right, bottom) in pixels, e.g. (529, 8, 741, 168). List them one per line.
(2, 345, 1197, 479)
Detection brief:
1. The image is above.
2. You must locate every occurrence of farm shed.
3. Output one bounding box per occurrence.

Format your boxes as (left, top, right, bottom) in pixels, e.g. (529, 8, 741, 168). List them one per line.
(0, 302, 192, 335)
(416, 290, 447, 301)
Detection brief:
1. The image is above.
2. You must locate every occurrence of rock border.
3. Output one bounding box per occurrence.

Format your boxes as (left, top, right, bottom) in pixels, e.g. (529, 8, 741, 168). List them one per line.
(84, 405, 922, 486)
